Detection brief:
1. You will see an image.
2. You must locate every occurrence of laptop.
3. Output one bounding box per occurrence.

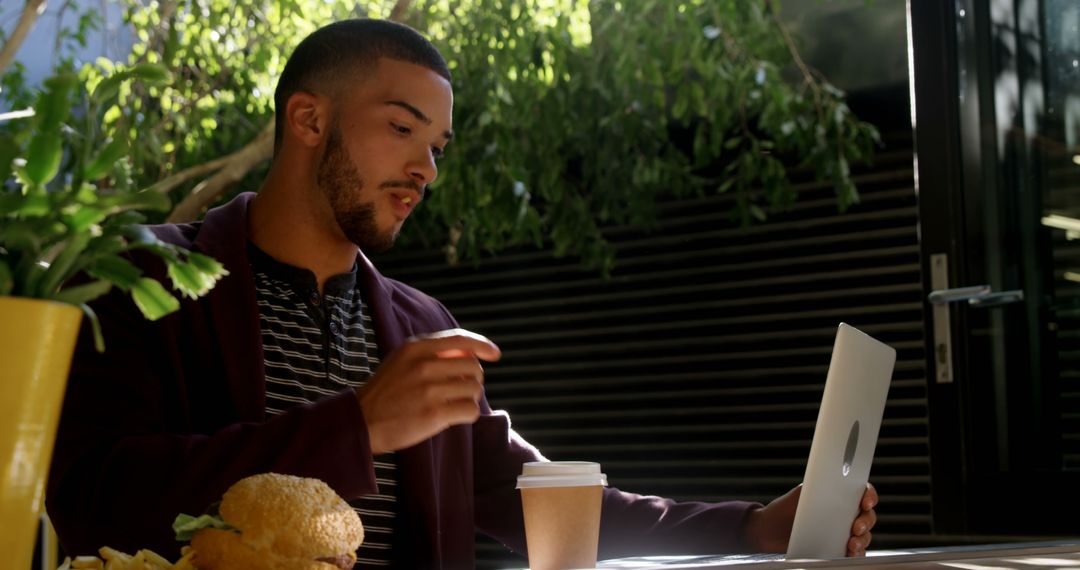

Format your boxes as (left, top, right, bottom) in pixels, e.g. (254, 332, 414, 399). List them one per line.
(596, 323, 897, 567)
(785, 322, 896, 559)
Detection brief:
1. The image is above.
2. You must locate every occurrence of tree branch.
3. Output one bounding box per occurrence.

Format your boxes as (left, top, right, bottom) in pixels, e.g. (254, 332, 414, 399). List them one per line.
(52, 0, 74, 57)
(765, 0, 823, 117)
(147, 154, 232, 195)
(0, 0, 48, 77)
(165, 121, 274, 223)
(389, 0, 413, 22)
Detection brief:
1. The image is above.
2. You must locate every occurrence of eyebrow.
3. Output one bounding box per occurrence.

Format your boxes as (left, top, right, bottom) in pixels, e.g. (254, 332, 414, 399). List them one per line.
(386, 100, 454, 141)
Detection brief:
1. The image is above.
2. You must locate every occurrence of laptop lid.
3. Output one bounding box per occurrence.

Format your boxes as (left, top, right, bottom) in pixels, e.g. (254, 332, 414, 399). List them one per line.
(786, 323, 896, 560)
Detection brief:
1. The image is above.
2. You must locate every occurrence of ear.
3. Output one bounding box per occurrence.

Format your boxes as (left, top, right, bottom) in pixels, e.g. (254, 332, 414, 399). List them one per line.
(284, 91, 329, 148)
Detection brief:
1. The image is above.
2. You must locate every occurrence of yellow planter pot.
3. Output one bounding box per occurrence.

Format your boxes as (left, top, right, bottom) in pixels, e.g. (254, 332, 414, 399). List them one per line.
(0, 296, 82, 570)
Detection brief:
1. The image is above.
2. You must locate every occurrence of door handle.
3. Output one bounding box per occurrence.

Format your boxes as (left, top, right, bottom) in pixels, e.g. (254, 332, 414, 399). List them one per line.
(968, 290, 1024, 307)
(927, 285, 991, 304)
(927, 254, 1028, 385)
(928, 285, 1024, 308)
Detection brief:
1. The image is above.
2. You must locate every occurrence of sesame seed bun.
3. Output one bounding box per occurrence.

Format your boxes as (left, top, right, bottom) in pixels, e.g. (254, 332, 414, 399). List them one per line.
(190, 473, 363, 570)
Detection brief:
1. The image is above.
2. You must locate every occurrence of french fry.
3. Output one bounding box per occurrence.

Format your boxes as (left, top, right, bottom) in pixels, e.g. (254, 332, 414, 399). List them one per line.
(137, 549, 174, 568)
(59, 545, 184, 570)
(171, 549, 197, 570)
(98, 546, 132, 562)
(70, 556, 105, 569)
(126, 550, 143, 568)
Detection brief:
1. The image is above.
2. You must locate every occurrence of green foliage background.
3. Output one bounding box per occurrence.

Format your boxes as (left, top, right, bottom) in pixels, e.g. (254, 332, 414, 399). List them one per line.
(0, 62, 228, 349)
(3, 0, 879, 274)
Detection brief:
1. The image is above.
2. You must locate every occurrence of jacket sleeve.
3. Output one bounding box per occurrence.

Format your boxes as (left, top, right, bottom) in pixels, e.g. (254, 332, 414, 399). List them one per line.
(470, 407, 761, 559)
(596, 489, 761, 557)
(45, 284, 378, 559)
(416, 293, 764, 559)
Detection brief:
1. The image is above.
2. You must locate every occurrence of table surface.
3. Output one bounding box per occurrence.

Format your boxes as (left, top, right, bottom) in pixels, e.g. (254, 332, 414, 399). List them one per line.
(582, 541, 1080, 570)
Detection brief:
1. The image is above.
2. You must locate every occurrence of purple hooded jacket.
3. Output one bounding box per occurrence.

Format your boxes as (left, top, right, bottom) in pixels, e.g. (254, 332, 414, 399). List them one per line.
(46, 192, 759, 568)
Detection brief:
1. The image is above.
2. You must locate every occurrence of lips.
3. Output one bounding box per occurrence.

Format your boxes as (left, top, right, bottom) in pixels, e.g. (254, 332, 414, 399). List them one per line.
(388, 190, 421, 219)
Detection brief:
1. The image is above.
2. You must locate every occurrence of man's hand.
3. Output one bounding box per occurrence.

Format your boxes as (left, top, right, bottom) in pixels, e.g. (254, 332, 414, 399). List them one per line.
(357, 329, 501, 454)
(847, 484, 878, 557)
(741, 483, 878, 557)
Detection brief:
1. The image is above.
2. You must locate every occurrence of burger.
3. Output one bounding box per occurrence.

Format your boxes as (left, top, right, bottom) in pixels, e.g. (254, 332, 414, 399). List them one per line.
(173, 473, 364, 570)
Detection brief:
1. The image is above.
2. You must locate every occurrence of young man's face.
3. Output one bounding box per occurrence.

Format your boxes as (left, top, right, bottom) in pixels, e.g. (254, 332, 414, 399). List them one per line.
(317, 57, 453, 253)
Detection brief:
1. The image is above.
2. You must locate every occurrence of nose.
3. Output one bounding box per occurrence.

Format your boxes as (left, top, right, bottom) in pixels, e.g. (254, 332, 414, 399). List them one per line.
(407, 147, 438, 187)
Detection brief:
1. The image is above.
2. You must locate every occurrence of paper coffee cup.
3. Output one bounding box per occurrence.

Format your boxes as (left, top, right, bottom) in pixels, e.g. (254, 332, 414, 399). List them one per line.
(517, 462, 607, 570)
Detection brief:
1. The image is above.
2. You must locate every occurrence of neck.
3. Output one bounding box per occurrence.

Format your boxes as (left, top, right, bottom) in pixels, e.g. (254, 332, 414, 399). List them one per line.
(248, 163, 358, 293)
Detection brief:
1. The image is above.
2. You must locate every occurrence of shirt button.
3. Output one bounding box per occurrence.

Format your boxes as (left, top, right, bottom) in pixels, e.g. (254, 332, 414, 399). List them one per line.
(329, 321, 340, 336)
(309, 291, 320, 306)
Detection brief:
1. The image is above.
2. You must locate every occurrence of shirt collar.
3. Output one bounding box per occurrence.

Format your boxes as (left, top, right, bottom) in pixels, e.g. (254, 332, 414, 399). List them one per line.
(247, 241, 358, 297)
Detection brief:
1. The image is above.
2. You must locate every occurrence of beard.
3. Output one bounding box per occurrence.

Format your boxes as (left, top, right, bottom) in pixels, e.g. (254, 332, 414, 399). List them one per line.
(316, 125, 399, 253)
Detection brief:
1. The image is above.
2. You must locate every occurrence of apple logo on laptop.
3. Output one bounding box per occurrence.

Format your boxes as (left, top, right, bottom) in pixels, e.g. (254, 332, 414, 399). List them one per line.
(843, 420, 860, 477)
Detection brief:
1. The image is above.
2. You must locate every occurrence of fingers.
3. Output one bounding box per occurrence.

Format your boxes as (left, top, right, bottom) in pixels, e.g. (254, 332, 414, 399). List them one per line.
(413, 328, 491, 342)
(360, 330, 497, 455)
(847, 498, 877, 558)
(424, 376, 484, 404)
(862, 482, 879, 510)
(853, 508, 877, 535)
(409, 329, 502, 361)
(435, 397, 483, 427)
(416, 357, 486, 384)
(847, 532, 871, 557)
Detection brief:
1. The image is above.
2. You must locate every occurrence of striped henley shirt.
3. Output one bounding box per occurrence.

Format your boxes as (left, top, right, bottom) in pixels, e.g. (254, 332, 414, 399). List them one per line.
(250, 244, 396, 567)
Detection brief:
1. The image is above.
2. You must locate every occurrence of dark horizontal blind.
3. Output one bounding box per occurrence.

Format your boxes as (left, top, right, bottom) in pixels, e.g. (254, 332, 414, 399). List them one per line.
(375, 132, 927, 569)
(1045, 151, 1080, 471)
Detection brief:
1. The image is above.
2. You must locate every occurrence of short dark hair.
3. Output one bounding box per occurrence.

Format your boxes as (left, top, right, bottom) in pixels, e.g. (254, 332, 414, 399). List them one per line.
(273, 19, 451, 153)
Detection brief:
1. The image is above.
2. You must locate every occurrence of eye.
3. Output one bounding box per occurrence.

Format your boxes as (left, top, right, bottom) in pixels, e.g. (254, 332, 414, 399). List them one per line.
(431, 146, 445, 159)
(392, 122, 411, 135)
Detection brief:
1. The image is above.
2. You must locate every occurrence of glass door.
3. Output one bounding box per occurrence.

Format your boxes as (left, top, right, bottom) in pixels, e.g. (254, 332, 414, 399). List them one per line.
(911, 0, 1080, 536)
(1039, 0, 1080, 475)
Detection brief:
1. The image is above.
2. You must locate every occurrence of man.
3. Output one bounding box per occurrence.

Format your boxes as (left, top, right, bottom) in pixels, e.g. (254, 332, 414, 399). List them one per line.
(46, 19, 876, 567)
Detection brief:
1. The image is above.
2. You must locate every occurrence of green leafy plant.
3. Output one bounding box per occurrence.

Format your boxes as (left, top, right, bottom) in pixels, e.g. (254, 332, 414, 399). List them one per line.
(0, 63, 228, 351)
(408, 0, 881, 273)
(2, 0, 882, 277)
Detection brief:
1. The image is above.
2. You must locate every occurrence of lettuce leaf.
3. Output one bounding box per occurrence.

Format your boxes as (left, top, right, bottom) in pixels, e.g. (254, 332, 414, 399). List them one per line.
(172, 513, 238, 541)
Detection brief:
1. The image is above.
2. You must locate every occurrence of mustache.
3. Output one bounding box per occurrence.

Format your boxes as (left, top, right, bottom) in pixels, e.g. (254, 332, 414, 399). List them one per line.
(379, 180, 425, 199)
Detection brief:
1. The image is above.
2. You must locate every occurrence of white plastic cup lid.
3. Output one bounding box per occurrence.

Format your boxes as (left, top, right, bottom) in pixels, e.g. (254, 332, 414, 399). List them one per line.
(516, 461, 608, 489)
